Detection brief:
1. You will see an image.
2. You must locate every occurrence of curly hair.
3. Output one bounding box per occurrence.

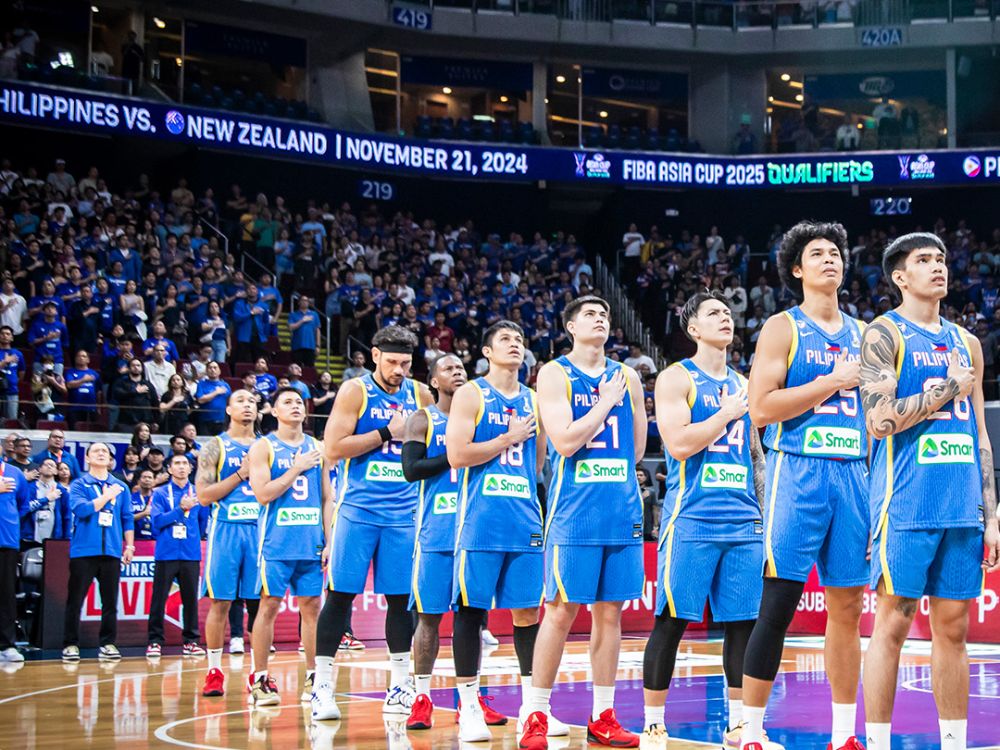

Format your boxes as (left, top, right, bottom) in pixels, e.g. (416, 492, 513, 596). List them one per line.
(777, 220, 849, 298)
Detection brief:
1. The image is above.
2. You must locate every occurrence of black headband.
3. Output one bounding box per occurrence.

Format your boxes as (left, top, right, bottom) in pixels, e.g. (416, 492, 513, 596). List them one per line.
(375, 343, 414, 354)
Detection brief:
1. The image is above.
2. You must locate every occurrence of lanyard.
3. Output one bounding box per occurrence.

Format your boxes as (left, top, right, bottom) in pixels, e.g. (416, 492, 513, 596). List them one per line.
(168, 482, 193, 517)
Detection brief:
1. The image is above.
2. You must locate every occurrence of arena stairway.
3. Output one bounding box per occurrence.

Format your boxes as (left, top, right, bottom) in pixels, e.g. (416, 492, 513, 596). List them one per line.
(275, 313, 346, 379)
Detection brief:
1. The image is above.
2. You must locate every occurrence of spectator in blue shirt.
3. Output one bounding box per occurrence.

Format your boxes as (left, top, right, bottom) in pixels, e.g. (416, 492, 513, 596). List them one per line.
(0, 326, 25, 421)
(195, 361, 231, 433)
(27, 302, 68, 375)
(32, 428, 82, 480)
(21, 458, 70, 546)
(27, 279, 66, 321)
(0, 461, 30, 660)
(257, 271, 283, 335)
(109, 234, 143, 282)
(252, 357, 278, 400)
(286, 363, 311, 402)
(64, 350, 101, 429)
(231, 283, 269, 364)
(147, 454, 205, 655)
(130, 470, 156, 541)
(143, 321, 180, 362)
(63, 442, 134, 661)
(288, 295, 320, 367)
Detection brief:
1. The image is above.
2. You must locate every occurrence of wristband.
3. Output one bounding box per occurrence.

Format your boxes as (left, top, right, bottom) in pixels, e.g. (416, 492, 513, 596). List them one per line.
(125, 545, 135, 551)
(378, 426, 393, 443)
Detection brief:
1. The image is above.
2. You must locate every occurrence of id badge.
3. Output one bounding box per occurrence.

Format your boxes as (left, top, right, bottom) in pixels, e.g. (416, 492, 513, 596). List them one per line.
(98, 510, 113, 527)
(172, 524, 187, 540)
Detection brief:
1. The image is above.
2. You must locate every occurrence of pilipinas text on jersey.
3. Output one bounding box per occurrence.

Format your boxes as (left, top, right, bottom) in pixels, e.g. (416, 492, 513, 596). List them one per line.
(763, 306, 867, 460)
(339, 373, 424, 526)
(258, 433, 325, 561)
(869, 311, 983, 532)
(415, 405, 460, 552)
(662, 360, 760, 531)
(545, 356, 643, 545)
(456, 378, 542, 553)
(212, 433, 258, 524)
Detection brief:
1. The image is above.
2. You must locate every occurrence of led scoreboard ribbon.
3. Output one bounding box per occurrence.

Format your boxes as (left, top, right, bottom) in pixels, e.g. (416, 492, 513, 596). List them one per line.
(3, 80, 1000, 190)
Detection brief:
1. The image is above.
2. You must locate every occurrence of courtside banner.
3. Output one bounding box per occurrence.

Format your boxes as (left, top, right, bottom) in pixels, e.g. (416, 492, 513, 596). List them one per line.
(6, 80, 1000, 189)
(790, 566, 1000, 643)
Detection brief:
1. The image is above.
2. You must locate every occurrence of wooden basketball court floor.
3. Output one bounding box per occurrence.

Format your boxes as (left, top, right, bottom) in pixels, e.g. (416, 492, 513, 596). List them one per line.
(2, 636, 1000, 750)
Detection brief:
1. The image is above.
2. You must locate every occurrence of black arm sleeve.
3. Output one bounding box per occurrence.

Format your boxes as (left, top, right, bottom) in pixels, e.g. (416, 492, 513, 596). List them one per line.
(401, 440, 451, 483)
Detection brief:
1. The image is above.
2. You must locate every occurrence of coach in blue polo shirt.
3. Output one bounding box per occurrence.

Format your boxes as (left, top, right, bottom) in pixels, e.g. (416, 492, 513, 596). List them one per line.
(62, 442, 134, 662)
(0, 461, 30, 661)
(146, 454, 205, 657)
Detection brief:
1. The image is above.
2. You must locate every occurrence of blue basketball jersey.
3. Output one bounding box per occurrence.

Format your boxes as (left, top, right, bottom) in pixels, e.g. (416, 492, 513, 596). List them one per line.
(762, 307, 866, 460)
(258, 433, 325, 562)
(211, 433, 259, 524)
(415, 405, 460, 553)
(662, 360, 760, 531)
(545, 356, 643, 545)
(870, 311, 983, 532)
(338, 374, 424, 527)
(456, 378, 542, 553)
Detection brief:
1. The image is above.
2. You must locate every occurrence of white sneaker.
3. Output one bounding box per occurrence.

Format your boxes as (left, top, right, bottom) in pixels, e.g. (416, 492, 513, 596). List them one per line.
(301, 671, 315, 702)
(517, 705, 570, 736)
(458, 700, 491, 742)
(640, 724, 669, 750)
(311, 681, 341, 721)
(61, 645, 80, 662)
(0, 647, 24, 662)
(382, 682, 416, 715)
(229, 636, 244, 654)
(480, 628, 499, 646)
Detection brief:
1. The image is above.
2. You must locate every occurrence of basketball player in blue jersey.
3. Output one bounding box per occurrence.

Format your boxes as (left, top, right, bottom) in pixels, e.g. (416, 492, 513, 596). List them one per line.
(196, 389, 259, 698)
(640, 291, 767, 750)
(314, 326, 433, 721)
(528, 295, 645, 749)
(858, 233, 999, 750)
(246, 387, 330, 707)
(447, 320, 546, 745)
(740, 222, 868, 750)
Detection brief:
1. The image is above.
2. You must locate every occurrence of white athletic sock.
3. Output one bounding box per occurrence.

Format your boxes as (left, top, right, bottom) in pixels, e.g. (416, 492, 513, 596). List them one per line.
(521, 674, 532, 707)
(415, 674, 432, 697)
(728, 698, 743, 729)
(389, 652, 410, 687)
(740, 706, 765, 748)
(252, 670, 268, 684)
(592, 684, 615, 719)
(831, 702, 857, 747)
(939, 719, 967, 750)
(315, 655, 334, 686)
(865, 722, 892, 749)
(207, 648, 223, 670)
(530, 686, 552, 715)
(457, 677, 480, 713)
(644, 705, 665, 730)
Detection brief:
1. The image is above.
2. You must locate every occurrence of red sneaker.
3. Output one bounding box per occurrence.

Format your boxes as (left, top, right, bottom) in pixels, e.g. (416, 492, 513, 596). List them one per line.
(479, 695, 508, 726)
(202, 668, 225, 697)
(519, 711, 548, 750)
(829, 738, 866, 750)
(588, 708, 640, 747)
(407, 694, 434, 730)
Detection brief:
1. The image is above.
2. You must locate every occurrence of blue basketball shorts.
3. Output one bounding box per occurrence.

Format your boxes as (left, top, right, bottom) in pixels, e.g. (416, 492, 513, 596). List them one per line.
(453, 548, 544, 610)
(871, 523, 984, 600)
(202, 521, 259, 600)
(327, 514, 414, 596)
(763, 451, 870, 587)
(410, 546, 455, 614)
(258, 557, 323, 598)
(543, 540, 644, 604)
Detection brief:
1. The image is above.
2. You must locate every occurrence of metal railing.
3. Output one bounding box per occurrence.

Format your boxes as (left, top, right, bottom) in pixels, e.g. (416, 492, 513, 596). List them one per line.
(197, 216, 229, 259)
(594, 255, 666, 370)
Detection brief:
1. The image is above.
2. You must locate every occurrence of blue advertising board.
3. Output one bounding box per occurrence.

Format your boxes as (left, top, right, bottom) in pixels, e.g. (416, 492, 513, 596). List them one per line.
(3, 80, 1000, 190)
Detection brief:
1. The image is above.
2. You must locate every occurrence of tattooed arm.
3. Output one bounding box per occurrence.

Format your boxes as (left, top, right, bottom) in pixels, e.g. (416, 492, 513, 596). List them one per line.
(859, 320, 975, 440)
(750, 425, 766, 512)
(195, 436, 249, 505)
(966, 335, 1000, 571)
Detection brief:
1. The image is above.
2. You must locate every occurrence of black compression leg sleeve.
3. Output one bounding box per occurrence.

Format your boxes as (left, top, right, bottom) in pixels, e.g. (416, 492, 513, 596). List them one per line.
(316, 591, 356, 658)
(512, 623, 539, 677)
(245, 598, 260, 634)
(742, 578, 805, 682)
(722, 619, 755, 688)
(642, 613, 689, 691)
(385, 594, 414, 653)
(453, 605, 486, 677)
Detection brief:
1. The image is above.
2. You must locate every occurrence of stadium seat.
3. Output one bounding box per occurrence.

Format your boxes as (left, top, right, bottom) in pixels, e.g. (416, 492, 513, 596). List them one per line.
(606, 125, 622, 149)
(625, 126, 642, 149)
(75, 420, 107, 432)
(234, 363, 255, 378)
(36, 420, 68, 432)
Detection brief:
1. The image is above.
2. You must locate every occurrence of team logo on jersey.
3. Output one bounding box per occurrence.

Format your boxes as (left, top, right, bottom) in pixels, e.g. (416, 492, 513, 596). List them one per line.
(481, 473, 531, 498)
(700, 463, 748, 489)
(432, 492, 458, 514)
(276, 507, 320, 525)
(226, 502, 260, 521)
(574, 459, 629, 483)
(917, 434, 975, 464)
(802, 427, 862, 457)
(366, 460, 406, 481)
